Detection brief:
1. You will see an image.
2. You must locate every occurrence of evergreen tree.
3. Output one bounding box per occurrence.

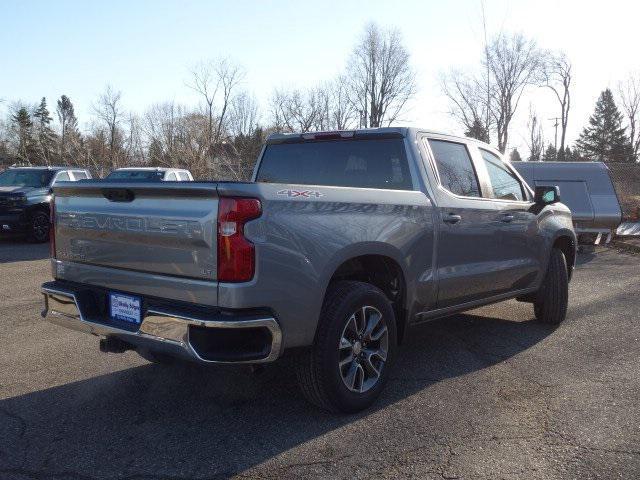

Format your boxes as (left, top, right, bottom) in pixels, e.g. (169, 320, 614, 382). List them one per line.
(542, 143, 558, 161)
(33, 97, 57, 165)
(509, 148, 522, 162)
(576, 88, 633, 162)
(11, 107, 36, 163)
(464, 118, 490, 143)
(56, 95, 79, 163)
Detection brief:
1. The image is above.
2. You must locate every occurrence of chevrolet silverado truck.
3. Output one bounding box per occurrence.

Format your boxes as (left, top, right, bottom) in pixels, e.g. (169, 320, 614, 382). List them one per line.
(41, 128, 576, 413)
(0, 166, 91, 242)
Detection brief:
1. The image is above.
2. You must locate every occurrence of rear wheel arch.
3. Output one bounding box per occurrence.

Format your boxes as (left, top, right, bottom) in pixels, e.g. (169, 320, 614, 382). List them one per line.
(320, 250, 408, 343)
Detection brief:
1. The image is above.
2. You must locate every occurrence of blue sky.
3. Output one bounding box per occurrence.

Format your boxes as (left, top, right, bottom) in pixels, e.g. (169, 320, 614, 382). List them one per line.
(2, 0, 639, 153)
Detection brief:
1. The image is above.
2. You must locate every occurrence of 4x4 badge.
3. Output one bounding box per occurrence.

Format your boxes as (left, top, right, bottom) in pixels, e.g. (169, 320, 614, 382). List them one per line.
(277, 189, 324, 198)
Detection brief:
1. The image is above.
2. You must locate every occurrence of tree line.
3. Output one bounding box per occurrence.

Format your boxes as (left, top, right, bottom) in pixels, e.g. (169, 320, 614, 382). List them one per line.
(1, 22, 639, 180)
(441, 31, 639, 163)
(0, 23, 415, 179)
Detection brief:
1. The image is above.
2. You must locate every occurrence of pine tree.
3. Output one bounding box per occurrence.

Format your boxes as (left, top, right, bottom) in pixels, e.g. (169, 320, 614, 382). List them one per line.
(576, 89, 633, 162)
(509, 148, 522, 162)
(33, 97, 57, 165)
(11, 107, 36, 163)
(542, 143, 558, 161)
(464, 119, 490, 143)
(57, 95, 79, 164)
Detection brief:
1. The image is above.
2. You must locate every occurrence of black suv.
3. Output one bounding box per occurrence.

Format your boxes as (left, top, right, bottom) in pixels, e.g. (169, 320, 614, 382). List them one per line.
(0, 166, 91, 242)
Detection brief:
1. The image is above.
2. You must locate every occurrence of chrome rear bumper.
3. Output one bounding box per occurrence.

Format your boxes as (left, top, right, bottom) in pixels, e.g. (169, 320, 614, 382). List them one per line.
(41, 284, 282, 364)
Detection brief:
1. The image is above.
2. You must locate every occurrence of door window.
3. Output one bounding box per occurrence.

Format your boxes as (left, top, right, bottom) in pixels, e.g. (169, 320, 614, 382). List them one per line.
(479, 149, 526, 201)
(427, 139, 481, 197)
(53, 171, 70, 184)
(72, 171, 88, 180)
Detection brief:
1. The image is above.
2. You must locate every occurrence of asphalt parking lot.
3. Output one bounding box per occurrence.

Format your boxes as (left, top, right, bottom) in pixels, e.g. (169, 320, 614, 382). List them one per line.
(0, 239, 638, 479)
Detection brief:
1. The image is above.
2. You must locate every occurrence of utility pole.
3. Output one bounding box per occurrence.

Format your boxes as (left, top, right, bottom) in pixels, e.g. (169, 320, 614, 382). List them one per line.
(481, 0, 490, 141)
(549, 117, 559, 159)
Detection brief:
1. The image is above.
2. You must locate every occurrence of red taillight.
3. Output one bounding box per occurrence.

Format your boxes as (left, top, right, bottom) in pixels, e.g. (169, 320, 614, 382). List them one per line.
(217, 197, 261, 282)
(49, 197, 56, 258)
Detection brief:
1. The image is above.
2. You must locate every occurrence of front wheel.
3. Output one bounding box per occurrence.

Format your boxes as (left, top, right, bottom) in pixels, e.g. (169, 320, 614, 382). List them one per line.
(296, 281, 397, 413)
(28, 211, 50, 243)
(534, 248, 569, 325)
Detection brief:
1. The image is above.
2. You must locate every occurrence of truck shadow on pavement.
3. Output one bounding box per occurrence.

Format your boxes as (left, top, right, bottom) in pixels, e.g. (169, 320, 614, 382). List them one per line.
(0, 311, 555, 479)
(0, 238, 49, 263)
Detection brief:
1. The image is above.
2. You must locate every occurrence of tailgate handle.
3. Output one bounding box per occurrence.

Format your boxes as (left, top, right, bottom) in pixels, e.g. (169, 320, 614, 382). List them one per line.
(102, 188, 135, 202)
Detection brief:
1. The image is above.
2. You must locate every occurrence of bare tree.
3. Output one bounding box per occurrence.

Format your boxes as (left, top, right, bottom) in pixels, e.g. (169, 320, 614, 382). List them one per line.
(318, 77, 356, 130)
(228, 92, 259, 137)
(347, 22, 416, 128)
(93, 85, 122, 169)
(188, 58, 245, 152)
(214, 59, 244, 143)
(487, 33, 543, 152)
(270, 87, 321, 132)
(144, 101, 188, 166)
(440, 70, 491, 142)
(526, 106, 544, 161)
(618, 73, 640, 161)
(543, 52, 572, 159)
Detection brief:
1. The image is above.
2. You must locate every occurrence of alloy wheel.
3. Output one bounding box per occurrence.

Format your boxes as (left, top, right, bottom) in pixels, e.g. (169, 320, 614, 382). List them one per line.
(338, 305, 389, 393)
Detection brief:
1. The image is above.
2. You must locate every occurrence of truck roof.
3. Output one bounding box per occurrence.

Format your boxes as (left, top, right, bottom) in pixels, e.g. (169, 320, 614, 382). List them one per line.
(265, 127, 491, 148)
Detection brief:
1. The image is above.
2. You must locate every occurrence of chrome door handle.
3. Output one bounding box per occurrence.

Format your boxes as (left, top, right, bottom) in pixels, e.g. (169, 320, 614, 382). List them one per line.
(443, 213, 462, 224)
(500, 214, 515, 223)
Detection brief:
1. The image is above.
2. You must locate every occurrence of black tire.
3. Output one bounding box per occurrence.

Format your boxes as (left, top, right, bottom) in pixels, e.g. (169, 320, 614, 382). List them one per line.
(296, 281, 397, 413)
(28, 210, 50, 243)
(137, 348, 177, 365)
(534, 248, 569, 325)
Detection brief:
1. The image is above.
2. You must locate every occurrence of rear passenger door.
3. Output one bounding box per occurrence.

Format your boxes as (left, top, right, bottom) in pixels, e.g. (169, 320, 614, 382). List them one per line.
(474, 147, 542, 293)
(422, 136, 502, 308)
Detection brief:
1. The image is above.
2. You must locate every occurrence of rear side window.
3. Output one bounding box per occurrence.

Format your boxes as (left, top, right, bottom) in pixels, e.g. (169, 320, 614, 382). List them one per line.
(479, 149, 525, 201)
(256, 138, 413, 190)
(72, 171, 88, 180)
(428, 139, 481, 197)
(54, 171, 70, 184)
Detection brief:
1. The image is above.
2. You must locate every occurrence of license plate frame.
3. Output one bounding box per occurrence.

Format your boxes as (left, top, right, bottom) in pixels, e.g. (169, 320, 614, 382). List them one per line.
(109, 292, 142, 325)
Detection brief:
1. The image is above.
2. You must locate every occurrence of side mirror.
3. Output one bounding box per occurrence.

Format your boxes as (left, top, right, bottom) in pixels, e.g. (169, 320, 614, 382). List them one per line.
(534, 185, 560, 205)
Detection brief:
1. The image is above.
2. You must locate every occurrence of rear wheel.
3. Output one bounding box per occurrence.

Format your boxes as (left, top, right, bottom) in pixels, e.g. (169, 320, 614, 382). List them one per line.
(296, 281, 397, 413)
(28, 211, 50, 243)
(534, 248, 569, 325)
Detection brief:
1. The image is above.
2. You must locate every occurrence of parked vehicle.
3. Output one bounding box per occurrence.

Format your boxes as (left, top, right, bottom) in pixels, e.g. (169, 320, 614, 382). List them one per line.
(105, 167, 194, 182)
(0, 166, 91, 242)
(41, 128, 576, 412)
(512, 161, 622, 246)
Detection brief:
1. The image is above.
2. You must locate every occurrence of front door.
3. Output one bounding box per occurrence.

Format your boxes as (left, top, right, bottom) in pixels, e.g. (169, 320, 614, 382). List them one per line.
(474, 147, 543, 293)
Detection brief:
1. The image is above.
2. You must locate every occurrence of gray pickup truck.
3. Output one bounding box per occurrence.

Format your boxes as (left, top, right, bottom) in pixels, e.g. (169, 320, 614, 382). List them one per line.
(41, 128, 576, 412)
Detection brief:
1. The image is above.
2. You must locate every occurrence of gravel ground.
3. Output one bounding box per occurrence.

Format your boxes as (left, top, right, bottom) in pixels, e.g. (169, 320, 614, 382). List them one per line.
(0, 239, 638, 479)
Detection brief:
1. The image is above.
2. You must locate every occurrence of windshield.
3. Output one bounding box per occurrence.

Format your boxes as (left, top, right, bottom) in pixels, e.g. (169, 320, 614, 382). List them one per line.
(0, 169, 54, 188)
(105, 170, 164, 181)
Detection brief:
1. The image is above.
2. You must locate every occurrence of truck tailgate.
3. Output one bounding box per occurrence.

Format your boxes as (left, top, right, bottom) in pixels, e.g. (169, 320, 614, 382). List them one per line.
(53, 182, 219, 281)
